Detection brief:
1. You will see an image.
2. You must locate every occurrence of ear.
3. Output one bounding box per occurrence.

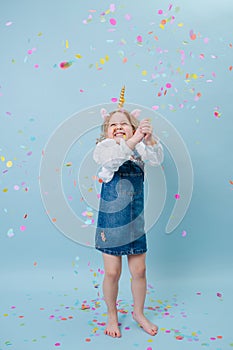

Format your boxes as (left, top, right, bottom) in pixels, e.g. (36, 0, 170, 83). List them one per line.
(100, 108, 109, 120)
(130, 109, 141, 118)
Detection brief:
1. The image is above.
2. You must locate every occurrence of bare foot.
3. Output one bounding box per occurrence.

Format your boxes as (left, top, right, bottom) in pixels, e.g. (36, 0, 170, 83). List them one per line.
(132, 312, 158, 336)
(104, 313, 121, 338)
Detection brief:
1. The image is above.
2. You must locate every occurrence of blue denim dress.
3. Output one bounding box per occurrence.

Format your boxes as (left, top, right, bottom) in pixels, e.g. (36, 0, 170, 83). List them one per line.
(95, 152, 147, 256)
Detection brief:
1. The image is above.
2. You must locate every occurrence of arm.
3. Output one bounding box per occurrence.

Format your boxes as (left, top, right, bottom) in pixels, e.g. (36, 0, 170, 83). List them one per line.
(135, 119, 164, 165)
(93, 138, 133, 182)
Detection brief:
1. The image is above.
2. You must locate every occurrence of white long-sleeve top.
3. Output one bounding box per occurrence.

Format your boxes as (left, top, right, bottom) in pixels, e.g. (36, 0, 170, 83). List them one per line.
(93, 137, 164, 183)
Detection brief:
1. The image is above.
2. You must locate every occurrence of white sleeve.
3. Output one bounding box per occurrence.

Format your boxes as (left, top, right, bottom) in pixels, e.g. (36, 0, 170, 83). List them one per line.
(135, 138, 164, 166)
(93, 138, 133, 182)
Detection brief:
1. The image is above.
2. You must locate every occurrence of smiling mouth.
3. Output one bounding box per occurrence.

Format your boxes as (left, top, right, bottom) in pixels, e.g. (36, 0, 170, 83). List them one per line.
(113, 131, 126, 137)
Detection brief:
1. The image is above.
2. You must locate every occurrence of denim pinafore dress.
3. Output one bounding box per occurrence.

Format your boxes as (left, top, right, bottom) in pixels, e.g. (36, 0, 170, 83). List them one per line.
(95, 151, 147, 256)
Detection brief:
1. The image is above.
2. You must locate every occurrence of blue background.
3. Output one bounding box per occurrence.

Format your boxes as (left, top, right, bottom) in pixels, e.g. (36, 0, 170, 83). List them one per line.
(1, 1, 233, 349)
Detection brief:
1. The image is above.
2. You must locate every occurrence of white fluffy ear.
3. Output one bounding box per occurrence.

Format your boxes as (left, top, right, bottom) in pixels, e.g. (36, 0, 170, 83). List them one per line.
(130, 109, 141, 118)
(100, 108, 109, 120)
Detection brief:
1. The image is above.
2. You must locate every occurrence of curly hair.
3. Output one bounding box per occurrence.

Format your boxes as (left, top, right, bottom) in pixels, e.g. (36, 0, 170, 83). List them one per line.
(96, 109, 140, 144)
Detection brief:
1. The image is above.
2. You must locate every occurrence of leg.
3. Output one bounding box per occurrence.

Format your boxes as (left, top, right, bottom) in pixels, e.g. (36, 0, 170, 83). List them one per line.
(127, 253, 158, 336)
(102, 253, 122, 337)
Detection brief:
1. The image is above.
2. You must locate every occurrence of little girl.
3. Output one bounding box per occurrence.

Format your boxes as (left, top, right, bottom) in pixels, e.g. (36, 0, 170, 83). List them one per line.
(93, 88, 164, 338)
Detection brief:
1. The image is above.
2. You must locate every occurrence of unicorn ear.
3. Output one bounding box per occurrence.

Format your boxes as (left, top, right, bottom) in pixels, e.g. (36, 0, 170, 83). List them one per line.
(100, 108, 109, 120)
(130, 109, 141, 118)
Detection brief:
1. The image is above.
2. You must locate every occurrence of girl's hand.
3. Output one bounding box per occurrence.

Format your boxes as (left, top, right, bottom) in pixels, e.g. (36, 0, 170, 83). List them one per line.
(139, 119, 157, 145)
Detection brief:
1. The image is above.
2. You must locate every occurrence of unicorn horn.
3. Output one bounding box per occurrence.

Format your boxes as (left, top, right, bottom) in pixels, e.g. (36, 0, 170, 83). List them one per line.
(118, 85, 125, 108)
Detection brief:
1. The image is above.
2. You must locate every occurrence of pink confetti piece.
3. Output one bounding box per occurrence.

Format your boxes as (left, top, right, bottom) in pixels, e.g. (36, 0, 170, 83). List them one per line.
(152, 105, 159, 110)
(111, 97, 118, 102)
(125, 14, 131, 21)
(217, 292, 222, 298)
(166, 83, 172, 88)
(175, 194, 180, 199)
(182, 230, 187, 237)
(158, 9, 163, 15)
(109, 4, 116, 12)
(20, 225, 26, 232)
(137, 35, 143, 43)
(54, 343, 61, 346)
(109, 18, 117, 25)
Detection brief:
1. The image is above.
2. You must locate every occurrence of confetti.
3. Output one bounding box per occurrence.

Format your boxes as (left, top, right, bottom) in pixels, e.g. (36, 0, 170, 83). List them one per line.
(109, 18, 117, 25)
(59, 61, 73, 69)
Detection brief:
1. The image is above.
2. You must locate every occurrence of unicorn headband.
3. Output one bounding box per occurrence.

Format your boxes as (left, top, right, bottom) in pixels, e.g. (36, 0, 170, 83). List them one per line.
(100, 86, 141, 120)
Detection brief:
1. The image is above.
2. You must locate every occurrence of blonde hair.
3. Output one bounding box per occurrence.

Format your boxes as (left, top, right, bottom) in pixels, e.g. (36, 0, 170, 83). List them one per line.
(96, 109, 140, 144)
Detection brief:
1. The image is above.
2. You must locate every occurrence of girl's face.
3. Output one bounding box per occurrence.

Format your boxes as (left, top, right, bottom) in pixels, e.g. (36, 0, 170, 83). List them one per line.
(107, 112, 134, 141)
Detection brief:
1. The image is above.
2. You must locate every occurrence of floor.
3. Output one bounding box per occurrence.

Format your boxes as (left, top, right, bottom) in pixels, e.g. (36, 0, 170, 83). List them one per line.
(1, 263, 232, 350)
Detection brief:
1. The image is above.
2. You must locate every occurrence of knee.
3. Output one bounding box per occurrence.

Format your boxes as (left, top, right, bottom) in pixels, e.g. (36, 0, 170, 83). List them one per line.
(131, 265, 146, 279)
(105, 269, 121, 282)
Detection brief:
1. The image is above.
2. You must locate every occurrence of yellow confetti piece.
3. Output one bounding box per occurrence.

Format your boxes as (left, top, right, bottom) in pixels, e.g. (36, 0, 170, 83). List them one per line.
(6, 160, 13, 168)
(0, 156, 5, 162)
(105, 55, 109, 61)
(178, 22, 184, 27)
(191, 73, 198, 79)
(159, 24, 165, 29)
(3, 188, 8, 192)
(75, 54, 82, 59)
(142, 70, 147, 76)
(3, 314, 8, 317)
(65, 40, 69, 49)
(100, 58, 105, 64)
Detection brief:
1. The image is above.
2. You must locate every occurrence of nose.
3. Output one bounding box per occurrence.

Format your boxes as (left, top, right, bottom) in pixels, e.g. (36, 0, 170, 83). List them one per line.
(115, 123, 123, 129)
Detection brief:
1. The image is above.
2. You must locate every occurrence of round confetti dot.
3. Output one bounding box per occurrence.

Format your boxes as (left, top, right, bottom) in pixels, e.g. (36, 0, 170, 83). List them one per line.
(109, 18, 117, 25)
(111, 97, 117, 103)
(142, 70, 147, 76)
(85, 338, 91, 342)
(14, 185, 20, 190)
(176, 335, 184, 340)
(152, 105, 159, 110)
(175, 194, 180, 199)
(182, 230, 187, 237)
(158, 9, 163, 14)
(20, 226, 26, 232)
(137, 35, 143, 43)
(54, 343, 61, 346)
(6, 161, 13, 168)
(166, 83, 172, 88)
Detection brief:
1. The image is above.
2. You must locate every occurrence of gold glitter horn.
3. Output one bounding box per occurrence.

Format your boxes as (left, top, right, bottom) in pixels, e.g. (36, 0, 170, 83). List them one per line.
(118, 85, 125, 108)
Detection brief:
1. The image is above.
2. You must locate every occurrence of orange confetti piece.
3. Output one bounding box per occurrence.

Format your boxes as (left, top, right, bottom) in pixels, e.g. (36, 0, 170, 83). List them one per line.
(229, 66, 232, 71)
